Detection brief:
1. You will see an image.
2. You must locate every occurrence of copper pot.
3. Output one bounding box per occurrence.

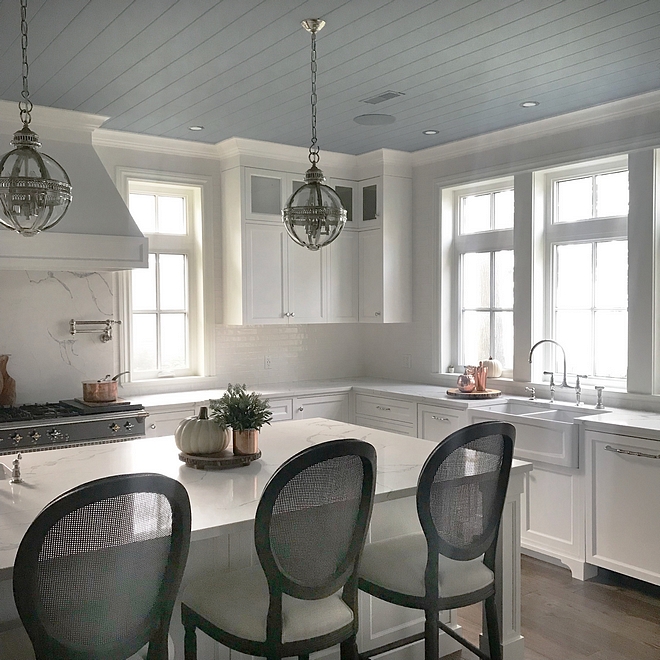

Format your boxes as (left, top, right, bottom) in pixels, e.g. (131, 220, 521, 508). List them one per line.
(82, 372, 128, 403)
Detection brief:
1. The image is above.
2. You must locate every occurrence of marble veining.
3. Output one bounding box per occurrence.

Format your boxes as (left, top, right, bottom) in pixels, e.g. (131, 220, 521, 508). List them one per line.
(0, 418, 530, 576)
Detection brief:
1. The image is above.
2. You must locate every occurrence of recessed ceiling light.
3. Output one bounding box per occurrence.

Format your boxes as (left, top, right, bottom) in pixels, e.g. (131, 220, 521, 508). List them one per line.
(422, 129, 439, 135)
(188, 125, 204, 131)
(520, 101, 539, 108)
(353, 114, 396, 126)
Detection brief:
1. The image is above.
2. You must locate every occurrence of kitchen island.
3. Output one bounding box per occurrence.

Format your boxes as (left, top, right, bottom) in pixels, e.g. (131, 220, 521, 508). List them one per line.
(0, 418, 530, 660)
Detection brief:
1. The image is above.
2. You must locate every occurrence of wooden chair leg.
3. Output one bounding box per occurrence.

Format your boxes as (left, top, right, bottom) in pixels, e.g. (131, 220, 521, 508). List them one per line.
(183, 622, 197, 660)
(484, 595, 503, 660)
(340, 634, 358, 660)
(424, 609, 439, 660)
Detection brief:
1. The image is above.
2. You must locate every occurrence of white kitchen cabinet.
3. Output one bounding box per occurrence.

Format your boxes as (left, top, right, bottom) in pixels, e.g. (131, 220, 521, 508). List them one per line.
(417, 403, 467, 442)
(267, 397, 294, 422)
(353, 393, 417, 436)
(329, 178, 359, 229)
(327, 229, 359, 322)
(585, 430, 660, 585)
(293, 393, 350, 422)
(144, 405, 195, 438)
(244, 221, 326, 324)
(468, 406, 592, 579)
(358, 174, 412, 323)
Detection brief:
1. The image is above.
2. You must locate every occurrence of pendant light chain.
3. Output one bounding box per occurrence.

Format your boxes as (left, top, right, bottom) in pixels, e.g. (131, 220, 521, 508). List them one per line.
(19, 0, 32, 125)
(309, 29, 319, 164)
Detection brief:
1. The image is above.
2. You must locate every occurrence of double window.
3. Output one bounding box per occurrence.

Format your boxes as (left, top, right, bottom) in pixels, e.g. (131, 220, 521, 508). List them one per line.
(447, 157, 629, 385)
(124, 180, 205, 381)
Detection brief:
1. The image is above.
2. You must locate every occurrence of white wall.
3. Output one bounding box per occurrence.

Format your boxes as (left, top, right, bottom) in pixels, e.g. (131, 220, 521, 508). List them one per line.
(361, 91, 660, 407)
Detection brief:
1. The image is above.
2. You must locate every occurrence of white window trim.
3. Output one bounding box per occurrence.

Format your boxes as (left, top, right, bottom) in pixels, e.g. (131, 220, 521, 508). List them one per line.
(114, 168, 215, 391)
(441, 177, 515, 375)
(538, 156, 628, 388)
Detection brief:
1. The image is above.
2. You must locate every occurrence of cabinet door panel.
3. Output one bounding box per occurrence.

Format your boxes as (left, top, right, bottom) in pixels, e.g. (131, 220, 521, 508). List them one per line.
(587, 431, 660, 584)
(359, 229, 383, 322)
(288, 242, 326, 323)
(328, 230, 359, 323)
(245, 223, 287, 324)
(294, 393, 349, 422)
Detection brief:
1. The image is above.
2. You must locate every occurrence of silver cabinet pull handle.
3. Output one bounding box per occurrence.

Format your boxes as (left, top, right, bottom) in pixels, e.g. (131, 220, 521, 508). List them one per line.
(290, 312, 295, 318)
(375, 312, 381, 317)
(376, 406, 391, 411)
(605, 444, 660, 460)
(298, 407, 304, 412)
(431, 415, 450, 422)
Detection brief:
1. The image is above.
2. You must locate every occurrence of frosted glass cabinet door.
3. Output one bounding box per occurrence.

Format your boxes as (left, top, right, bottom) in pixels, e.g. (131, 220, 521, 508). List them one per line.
(245, 222, 287, 324)
(246, 168, 285, 221)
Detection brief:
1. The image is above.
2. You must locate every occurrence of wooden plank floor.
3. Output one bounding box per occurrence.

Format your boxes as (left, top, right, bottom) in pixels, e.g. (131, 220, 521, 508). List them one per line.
(446, 555, 660, 659)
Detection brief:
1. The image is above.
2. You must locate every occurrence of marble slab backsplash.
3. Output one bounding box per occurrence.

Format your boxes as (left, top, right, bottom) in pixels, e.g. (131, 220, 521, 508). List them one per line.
(0, 271, 115, 404)
(0, 270, 365, 405)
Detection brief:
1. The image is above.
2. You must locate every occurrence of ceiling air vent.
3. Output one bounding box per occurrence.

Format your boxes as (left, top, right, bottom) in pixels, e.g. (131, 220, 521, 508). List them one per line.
(361, 90, 405, 104)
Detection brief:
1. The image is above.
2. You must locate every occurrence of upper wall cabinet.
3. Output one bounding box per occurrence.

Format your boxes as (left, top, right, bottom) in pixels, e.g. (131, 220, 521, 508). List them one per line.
(221, 145, 412, 326)
(358, 173, 412, 323)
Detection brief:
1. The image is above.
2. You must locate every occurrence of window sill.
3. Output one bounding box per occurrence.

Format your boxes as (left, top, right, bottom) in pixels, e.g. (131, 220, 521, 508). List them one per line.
(120, 375, 220, 398)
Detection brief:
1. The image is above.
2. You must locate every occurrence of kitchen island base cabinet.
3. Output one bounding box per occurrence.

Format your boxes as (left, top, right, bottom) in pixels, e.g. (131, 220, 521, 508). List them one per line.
(586, 430, 660, 585)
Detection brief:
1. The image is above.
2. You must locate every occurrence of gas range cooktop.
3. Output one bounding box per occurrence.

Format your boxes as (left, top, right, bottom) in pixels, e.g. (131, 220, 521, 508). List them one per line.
(0, 400, 148, 455)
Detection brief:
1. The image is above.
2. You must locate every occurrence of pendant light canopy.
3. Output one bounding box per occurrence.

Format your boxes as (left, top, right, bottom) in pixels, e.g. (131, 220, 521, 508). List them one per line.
(0, 0, 72, 237)
(282, 19, 346, 251)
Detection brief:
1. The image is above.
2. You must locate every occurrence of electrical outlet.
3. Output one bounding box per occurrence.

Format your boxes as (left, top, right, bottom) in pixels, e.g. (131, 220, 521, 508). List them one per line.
(264, 356, 272, 370)
(403, 354, 412, 369)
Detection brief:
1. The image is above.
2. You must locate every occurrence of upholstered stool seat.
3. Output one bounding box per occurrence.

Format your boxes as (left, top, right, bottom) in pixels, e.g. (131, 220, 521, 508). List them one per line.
(360, 533, 494, 601)
(183, 565, 354, 644)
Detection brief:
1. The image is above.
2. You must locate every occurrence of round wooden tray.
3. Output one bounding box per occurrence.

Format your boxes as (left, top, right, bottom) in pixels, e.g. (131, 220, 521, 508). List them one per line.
(446, 388, 502, 399)
(179, 449, 261, 470)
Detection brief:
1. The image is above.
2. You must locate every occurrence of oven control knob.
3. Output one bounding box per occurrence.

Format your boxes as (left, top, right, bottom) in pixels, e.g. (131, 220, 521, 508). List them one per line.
(29, 430, 41, 444)
(123, 421, 134, 431)
(9, 432, 22, 445)
(110, 423, 121, 433)
(47, 429, 64, 442)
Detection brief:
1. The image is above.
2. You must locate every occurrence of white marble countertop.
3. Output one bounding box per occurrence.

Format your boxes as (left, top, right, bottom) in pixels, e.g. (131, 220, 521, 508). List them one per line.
(0, 418, 531, 578)
(129, 377, 660, 438)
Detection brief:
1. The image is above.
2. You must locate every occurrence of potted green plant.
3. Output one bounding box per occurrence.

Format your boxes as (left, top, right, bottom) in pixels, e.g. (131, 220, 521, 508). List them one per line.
(209, 383, 273, 455)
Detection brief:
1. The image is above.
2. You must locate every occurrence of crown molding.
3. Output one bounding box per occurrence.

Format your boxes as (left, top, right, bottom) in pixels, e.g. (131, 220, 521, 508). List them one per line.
(93, 128, 218, 159)
(412, 89, 660, 167)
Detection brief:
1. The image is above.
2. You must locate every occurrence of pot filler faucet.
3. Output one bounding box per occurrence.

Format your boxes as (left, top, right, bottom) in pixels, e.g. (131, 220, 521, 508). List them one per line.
(528, 339, 569, 388)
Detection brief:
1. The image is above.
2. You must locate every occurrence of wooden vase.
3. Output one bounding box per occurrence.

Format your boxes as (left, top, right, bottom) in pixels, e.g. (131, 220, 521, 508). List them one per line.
(233, 429, 259, 456)
(0, 355, 16, 406)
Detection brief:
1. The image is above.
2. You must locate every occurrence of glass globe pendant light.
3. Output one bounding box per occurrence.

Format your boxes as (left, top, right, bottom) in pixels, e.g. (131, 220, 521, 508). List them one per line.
(282, 19, 346, 251)
(0, 0, 72, 237)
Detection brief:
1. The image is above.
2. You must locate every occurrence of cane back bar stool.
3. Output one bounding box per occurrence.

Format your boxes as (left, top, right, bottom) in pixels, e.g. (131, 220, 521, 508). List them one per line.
(181, 438, 377, 660)
(358, 421, 515, 660)
(13, 473, 192, 660)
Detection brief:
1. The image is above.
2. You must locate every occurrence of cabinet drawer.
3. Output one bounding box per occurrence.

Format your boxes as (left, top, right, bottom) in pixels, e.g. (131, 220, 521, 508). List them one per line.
(417, 404, 466, 442)
(268, 397, 293, 422)
(145, 406, 195, 437)
(355, 394, 416, 425)
(354, 415, 416, 436)
(294, 393, 349, 422)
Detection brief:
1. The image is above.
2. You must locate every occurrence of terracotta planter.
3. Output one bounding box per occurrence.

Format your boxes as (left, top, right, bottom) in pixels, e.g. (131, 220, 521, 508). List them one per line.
(233, 429, 259, 456)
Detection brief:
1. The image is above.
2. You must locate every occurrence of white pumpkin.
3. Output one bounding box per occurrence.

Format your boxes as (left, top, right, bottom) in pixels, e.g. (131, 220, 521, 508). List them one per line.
(482, 356, 503, 378)
(175, 407, 230, 455)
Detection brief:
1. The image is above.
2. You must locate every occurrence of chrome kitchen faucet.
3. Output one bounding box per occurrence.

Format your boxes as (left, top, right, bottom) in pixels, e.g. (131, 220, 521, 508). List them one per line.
(528, 339, 569, 388)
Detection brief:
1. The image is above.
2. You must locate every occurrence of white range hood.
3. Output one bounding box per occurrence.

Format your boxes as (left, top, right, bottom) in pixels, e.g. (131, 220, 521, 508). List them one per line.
(0, 101, 147, 271)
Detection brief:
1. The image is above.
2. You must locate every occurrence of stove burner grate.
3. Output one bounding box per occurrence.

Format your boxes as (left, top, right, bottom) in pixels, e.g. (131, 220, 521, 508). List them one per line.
(0, 403, 83, 423)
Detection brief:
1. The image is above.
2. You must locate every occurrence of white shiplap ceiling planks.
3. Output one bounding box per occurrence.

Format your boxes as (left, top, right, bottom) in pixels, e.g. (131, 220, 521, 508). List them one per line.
(0, 0, 658, 154)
